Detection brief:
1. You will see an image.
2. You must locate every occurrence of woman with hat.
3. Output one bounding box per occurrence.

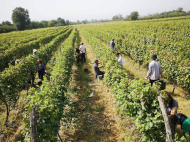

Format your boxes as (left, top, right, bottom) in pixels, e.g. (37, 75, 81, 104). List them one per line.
(145, 54, 162, 86)
(33, 49, 38, 56)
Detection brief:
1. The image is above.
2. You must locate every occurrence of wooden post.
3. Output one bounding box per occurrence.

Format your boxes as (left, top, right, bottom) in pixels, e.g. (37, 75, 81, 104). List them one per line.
(30, 107, 39, 142)
(157, 96, 173, 142)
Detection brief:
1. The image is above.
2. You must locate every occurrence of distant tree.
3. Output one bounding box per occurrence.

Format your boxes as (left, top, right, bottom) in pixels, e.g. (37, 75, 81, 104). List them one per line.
(48, 20, 57, 27)
(187, 10, 190, 15)
(77, 20, 81, 24)
(2, 21, 12, 26)
(29, 21, 43, 29)
(125, 15, 130, 21)
(112, 14, 123, 21)
(41, 20, 48, 27)
(12, 7, 30, 30)
(82, 21, 86, 24)
(65, 20, 69, 25)
(57, 18, 65, 26)
(176, 7, 183, 13)
(129, 11, 139, 20)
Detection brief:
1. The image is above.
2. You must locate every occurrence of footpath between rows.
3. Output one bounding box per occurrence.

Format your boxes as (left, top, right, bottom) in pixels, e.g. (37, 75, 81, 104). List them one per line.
(59, 35, 141, 142)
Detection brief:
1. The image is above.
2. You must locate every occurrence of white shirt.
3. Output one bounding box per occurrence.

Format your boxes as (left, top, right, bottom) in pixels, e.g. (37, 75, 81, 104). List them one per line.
(117, 56, 123, 65)
(79, 45, 86, 53)
(146, 60, 162, 80)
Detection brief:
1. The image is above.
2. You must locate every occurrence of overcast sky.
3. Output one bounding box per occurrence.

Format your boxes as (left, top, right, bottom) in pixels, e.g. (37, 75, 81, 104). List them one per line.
(0, 0, 190, 23)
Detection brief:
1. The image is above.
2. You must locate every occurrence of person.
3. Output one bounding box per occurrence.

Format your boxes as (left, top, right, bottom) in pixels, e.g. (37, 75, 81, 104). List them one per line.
(37, 59, 45, 80)
(166, 94, 178, 138)
(11, 60, 15, 66)
(79, 42, 86, 64)
(33, 49, 38, 56)
(76, 47, 81, 65)
(93, 59, 105, 79)
(116, 53, 123, 70)
(145, 54, 162, 86)
(110, 39, 115, 50)
(174, 113, 190, 141)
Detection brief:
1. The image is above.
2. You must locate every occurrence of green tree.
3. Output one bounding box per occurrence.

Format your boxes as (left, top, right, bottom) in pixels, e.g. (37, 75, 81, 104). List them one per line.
(112, 14, 123, 21)
(129, 11, 139, 20)
(29, 21, 43, 29)
(11, 7, 30, 30)
(176, 7, 183, 13)
(41, 20, 48, 27)
(2, 21, 12, 26)
(48, 20, 57, 27)
(57, 18, 65, 26)
(65, 20, 69, 25)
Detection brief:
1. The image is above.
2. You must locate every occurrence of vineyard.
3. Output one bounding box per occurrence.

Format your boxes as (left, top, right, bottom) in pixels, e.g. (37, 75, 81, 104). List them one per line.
(0, 16, 190, 141)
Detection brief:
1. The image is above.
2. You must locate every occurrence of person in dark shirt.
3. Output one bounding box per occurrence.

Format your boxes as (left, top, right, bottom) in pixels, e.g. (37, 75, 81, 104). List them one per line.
(11, 60, 15, 66)
(76, 47, 81, 64)
(110, 39, 115, 50)
(166, 94, 178, 138)
(174, 113, 190, 141)
(93, 59, 105, 79)
(37, 59, 45, 80)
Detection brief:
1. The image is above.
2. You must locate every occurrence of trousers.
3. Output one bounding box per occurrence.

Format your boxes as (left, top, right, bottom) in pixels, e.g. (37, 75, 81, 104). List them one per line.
(81, 53, 86, 64)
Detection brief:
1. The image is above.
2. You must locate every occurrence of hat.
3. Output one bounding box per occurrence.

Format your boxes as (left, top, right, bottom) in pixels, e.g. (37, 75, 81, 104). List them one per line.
(94, 59, 98, 63)
(151, 54, 157, 60)
(33, 49, 37, 53)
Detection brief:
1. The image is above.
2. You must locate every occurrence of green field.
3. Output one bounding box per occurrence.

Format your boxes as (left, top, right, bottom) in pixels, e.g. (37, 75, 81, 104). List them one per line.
(0, 16, 190, 141)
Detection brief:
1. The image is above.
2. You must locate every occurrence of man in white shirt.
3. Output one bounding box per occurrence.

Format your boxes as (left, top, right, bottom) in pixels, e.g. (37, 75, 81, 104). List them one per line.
(145, 54, 162, 86)
(116, 53, 123, 70)
(79, 42, 86, 64)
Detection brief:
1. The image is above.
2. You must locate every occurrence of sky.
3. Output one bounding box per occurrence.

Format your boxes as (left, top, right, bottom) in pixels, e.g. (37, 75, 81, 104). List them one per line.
(0, 0, 190, 23)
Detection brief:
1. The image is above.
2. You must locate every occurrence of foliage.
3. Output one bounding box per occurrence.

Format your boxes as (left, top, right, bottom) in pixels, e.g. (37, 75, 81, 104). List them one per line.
(129, 11, 139, 20)
(57, 17, 65, 26)
(65, 20, 70, 25)
(11, 7, 30, 30)
(0, 26, 70, 72)
(79, 26, 166, 141)
(139, 7, 190, 20)
(1, 21, 12, 26)
(0, 27, 72, 124)
(112, 14, 123, 21)
(28, 21, 43, 29)
(80, 16, 190, 92)
(23, 28, 78, 141)
(0, 25, 17, 33)
(40, 20, 48, 28)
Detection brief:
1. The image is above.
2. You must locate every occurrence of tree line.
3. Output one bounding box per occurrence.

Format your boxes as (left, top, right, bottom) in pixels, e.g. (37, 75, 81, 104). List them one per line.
(112, 7, 190, 21)
(0, 7, 76, 33)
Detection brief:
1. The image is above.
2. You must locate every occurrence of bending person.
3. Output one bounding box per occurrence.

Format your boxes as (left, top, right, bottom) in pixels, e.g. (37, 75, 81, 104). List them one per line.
(166, 94, 178, 138)
(93, 59, 105, 79)
(174, 113, 190, 141)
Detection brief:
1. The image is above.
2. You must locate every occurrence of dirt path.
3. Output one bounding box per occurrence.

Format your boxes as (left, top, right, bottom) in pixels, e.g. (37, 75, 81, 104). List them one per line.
(59, 35, 140, 142)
